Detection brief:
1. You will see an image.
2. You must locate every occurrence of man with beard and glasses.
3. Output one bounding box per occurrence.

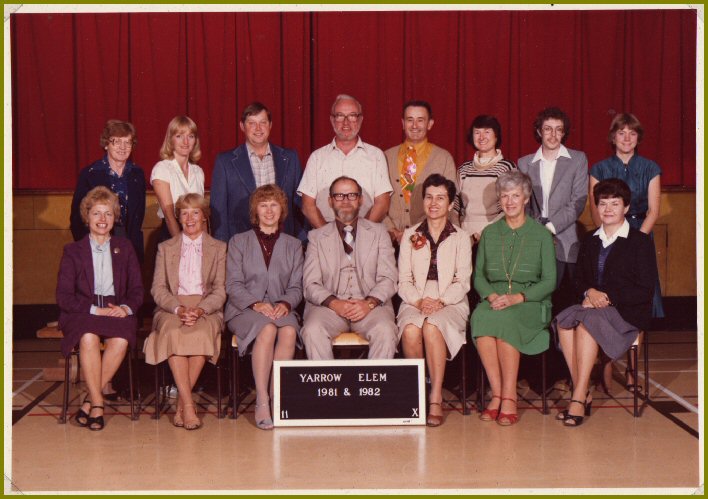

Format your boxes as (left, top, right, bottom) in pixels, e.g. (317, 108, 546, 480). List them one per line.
(300, 176, 398, 360)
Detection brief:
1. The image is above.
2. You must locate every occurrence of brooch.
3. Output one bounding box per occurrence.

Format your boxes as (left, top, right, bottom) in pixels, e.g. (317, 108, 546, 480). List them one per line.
(410, 232, 427, 250)
(113, 247, 120, 254)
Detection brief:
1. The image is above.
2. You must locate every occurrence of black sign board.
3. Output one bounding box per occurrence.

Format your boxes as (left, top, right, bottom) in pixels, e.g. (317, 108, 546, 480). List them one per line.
(273, 359, 426, 426)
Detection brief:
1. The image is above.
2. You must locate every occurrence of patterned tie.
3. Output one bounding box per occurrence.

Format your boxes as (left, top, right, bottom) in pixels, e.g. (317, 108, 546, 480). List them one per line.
(343, 225, 354, 259)
(401, 145, 418, 205)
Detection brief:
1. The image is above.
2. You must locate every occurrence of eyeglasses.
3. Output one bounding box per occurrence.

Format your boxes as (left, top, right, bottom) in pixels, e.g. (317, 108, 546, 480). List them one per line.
(541, 126, 565, 136)
(109, 138, 135, 148)
(331, 113, 362, 123)
(330, 192, 361, 201)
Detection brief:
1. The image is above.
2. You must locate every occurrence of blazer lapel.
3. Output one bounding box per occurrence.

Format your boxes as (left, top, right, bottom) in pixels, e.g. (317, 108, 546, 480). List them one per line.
(550, 156, 570, 197)
(232, 146, 257, 193)
(354, 221, 374, 275)
(80, 237, 95, 295)
(109, 239, 123, 299)
(435, 233, 456, 292)
(587, 236, 602, 285)
(322, 224, 342, 292)
(166, 237, 181, 295)
(528, 159, 544, 215)
(272, 146, 287, 188)
(200, 234, 216, 297)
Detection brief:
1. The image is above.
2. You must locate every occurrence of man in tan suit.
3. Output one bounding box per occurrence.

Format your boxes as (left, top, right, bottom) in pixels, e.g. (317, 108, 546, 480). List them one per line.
(301, 176, 398, 360)
(384, 100, 458, 245)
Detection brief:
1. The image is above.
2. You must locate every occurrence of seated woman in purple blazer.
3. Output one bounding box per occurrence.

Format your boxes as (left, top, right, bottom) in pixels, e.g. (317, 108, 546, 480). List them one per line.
(224, 185, 304, 430)
(57, 186, 144, 430)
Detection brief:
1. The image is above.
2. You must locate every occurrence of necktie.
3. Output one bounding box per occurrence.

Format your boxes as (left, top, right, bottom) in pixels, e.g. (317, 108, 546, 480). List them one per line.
(343, 225, 354, 259)
(401, 146, 417, 205)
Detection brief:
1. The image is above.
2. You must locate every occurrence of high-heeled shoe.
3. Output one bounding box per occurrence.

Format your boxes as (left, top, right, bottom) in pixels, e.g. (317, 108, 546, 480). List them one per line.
(182, 404, 202, 430)
(173, 407, 184, 428)
(563, 399, 588, 427)
(625, 368, 642, 393)
(496, 397, 518, 426)
(87, 405, 105, 431)
(255, 402, 274, 430)
(557, 391, 592, 421)
(479, 395, 501, 422)
(74, 394, 91, 427)
(426, 402, 444, 427)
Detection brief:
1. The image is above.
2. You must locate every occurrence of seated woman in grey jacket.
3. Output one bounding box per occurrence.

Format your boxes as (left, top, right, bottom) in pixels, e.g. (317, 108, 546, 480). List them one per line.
(224, 185, 304, 430)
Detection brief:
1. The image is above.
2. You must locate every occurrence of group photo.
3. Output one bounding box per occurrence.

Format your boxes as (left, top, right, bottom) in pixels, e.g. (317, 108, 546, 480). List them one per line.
(6, 4, 701, 494)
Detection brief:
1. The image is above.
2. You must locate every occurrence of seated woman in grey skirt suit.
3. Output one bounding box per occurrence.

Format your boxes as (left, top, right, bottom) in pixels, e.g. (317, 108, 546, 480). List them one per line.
(397, 174, 472, 427)
(225, 185, 304, 430)
(144, 193, 227, 430)
(554, 179, 657, 427)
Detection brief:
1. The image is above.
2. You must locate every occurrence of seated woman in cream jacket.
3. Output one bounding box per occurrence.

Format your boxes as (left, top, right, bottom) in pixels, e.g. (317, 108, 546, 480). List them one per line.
(397, 174, 472, 427)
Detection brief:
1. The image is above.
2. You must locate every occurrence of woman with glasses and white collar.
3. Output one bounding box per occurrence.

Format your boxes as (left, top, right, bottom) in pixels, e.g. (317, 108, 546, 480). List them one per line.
(151, 115, 206, 243)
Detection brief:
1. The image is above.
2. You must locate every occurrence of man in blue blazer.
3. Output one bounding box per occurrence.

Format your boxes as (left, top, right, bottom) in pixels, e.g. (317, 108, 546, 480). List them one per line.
(210, 102, 305, 242)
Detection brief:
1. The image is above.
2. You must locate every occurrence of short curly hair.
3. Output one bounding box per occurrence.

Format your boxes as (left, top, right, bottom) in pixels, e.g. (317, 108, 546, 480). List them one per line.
(533, 107, 571, 145)
(99, 119, 136, 149)
(80, 186, 121, 225)
(249, 184, 289, 226)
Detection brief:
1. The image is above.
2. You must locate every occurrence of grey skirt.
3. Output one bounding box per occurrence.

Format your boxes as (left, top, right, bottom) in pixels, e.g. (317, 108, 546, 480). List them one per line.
(553, 304, 640, 360)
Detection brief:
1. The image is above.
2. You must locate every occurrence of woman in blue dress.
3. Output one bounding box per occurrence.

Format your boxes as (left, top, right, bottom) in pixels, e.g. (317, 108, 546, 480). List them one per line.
(589, 113, 662, 391)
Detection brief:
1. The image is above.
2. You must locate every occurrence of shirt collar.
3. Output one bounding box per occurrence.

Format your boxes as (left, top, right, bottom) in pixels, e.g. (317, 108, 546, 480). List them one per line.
(89, 235, 111, 252)
(99, 155, 133, 176)
(532, 144, 572, 163)
(594, 219, 630, 247)
(246, 143, 272, 158)
(335, 218, 358, 238)
(182, 232, 204, 246)
(330, 136, 364, 152)
(402, 139, 429, 155)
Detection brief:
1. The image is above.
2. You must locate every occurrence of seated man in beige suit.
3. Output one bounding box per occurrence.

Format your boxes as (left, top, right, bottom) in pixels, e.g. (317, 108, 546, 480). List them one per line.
(301, 176, 398, 360)
(384, 100, 458, 245)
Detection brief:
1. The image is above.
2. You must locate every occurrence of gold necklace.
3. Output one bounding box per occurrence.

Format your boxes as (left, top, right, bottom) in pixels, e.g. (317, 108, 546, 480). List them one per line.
(501, 232, 526, 294)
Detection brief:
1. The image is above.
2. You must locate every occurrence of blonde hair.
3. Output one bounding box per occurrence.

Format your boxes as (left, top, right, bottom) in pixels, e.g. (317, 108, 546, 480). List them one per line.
(80, 186, 121, 225)
(159, 115, 202, 163)
(174, 193, 210, 221)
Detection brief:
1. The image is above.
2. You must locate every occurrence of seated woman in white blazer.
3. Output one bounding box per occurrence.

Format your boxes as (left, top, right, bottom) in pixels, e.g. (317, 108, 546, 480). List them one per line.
(397, 174, 473, 427)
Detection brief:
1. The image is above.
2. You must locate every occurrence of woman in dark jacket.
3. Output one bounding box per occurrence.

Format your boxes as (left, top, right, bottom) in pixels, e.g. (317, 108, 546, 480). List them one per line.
(58, 187, 144, 430)
(70, 119, 146, 262)
(554, 179, 657, 427)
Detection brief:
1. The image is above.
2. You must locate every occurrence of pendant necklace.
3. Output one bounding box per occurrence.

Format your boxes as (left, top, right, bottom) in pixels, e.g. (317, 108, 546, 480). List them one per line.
(501, 232, 526, 294)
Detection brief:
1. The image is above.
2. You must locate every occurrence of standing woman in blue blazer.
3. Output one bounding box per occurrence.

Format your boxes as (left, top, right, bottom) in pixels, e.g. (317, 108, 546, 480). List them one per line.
(70, 120, 146, 262)
(224, 185, 304, 430)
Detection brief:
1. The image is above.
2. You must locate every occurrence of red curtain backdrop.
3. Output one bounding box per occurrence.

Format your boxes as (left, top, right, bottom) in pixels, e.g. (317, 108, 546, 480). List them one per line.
(11, 9, 697, 190)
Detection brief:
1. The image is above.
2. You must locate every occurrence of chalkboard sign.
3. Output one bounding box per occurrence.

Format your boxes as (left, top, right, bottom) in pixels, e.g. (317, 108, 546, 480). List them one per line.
(273, 359, 426, 426)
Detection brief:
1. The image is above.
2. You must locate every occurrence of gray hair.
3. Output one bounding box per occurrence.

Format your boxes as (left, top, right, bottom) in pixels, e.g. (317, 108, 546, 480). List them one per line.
(496, 170, 533, 199)
(330, 94, 362, 115)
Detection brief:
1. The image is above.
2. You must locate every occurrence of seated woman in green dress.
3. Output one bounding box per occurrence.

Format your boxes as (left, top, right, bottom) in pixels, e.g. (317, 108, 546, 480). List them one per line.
(471, 171, 556, 425)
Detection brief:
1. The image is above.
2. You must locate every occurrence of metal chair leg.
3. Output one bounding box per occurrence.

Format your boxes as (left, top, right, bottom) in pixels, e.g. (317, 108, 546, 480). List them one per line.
(632, 345, 639, 417)
(60, 353, 71, 424)
(644, 331, 650, 404)
(541, 351, 548, 415)
(230, 343, 239, 419)
(461, 343, 470, 415)
(128, 349, 137, 420)
(153, 363, 161, 420)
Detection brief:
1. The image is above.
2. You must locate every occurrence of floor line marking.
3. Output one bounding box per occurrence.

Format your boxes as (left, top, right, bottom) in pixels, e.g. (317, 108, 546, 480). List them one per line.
(616, 360, 699, 414)
(11, 371, 43, 397)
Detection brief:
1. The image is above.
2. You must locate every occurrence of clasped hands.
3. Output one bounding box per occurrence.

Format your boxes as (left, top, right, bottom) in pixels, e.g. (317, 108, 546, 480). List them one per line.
(176, 306, 205, 326)
(415, 297, 444, 315)
(582, 288, 611, 309)
(96, 303, 130, 318)
(329, 299, 372, 323)
(253, 302, 290, 320)
(487, 293, 524, 311)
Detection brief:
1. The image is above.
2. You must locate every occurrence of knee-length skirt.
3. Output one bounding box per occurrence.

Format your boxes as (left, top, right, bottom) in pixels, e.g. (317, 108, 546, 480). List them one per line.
(59, 294, 137, 358)
(553, 304, 640, 360)
(143, 295, 223, 365)
(227, 308, 301, 357)
(397, 281, 469, 360)
(471, 299, 551, 355)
